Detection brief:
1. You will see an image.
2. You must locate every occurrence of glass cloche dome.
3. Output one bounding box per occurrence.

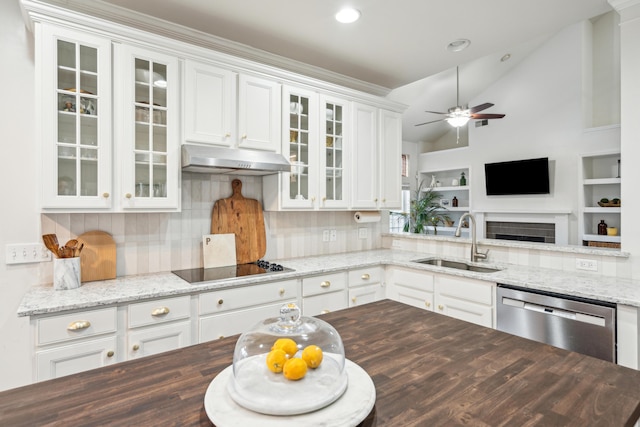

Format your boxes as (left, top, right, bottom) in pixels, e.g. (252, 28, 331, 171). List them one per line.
(227, 303, 348, 415)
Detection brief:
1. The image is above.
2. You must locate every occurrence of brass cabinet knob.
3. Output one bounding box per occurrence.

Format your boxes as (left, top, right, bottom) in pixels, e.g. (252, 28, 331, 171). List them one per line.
(361, 273, 370, 280)
(311, 196, 316, 202)
(132, 344, 140, 351)
(322, 197, 327, 202)
(218, 335, 225, 339)
(125, 193, 132, 199)
(374, 198, 378, 202)
(279, 288, 285, 295)
(320, 309, 331, 314)
(107, 351, 114, 358)
(383, 198, 386, 203)
(320, 281, 331, 288)
(67, 320, 91, 331)
(225, 132, 231, 137)
(103, 192, 110, 198)
(352, 297, 357, 303)
(425, 301, 431, 308)
(151, 306, 170, 316)
(438, 305, 444, 311)
(218, 299, 224, 305)
(241, 134, 247, 139)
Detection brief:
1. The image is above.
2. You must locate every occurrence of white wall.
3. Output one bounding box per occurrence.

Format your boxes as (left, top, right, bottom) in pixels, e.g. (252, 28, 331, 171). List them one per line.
(420, 21, 620, 245)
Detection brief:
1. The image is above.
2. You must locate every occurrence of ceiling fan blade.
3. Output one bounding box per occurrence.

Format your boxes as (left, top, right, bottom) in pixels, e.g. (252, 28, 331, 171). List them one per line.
(424, 110, 448, 115)
(415, 118, 446, 126)
(471, 113, 505, 119)
(469, 102, 494, 113)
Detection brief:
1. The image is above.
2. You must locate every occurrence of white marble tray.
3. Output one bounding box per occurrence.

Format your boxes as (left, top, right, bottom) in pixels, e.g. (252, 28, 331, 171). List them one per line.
(228, 353, 347, 415)
(204, 359, 376, 427)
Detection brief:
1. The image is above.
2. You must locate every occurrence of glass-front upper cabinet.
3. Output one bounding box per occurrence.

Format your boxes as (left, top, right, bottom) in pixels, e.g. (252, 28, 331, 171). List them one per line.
(115, 44, 179, 210)
(282, 86, 317, 208)
(320, 95, 349, 209)
(39, 24, 112, 209)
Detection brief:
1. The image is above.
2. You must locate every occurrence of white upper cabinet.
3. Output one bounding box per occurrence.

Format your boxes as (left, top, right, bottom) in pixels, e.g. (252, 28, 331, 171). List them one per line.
(39, 24, 113, 210)
(378, 109, 402, 210)
(351, 102, 379, 209)
(114, 44, 180, 210)
(237, 74, 281, 152)
(183, 60, 236, 147)
(319, 94, 350, 209)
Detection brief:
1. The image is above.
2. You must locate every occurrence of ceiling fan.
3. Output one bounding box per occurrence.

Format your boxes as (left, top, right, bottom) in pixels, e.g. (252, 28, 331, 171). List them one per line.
(415, 66, 505, 130)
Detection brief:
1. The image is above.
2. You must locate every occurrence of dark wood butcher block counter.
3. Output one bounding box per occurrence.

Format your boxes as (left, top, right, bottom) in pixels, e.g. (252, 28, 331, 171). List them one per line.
(2, 299, 640, 426)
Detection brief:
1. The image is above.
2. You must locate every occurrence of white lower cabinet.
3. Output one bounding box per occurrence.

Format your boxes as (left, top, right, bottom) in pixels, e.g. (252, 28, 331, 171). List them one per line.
(348, 267, 384, 307)
(386, 267, 495, 328)
(198, 279, 298, 341)
(34, 307, 119, 381)
(301, 272, 347, 316)
(126, 296, 192, 359)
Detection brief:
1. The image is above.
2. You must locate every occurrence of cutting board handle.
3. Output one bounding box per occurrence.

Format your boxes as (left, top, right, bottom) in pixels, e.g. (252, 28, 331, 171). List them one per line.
(231, 179, 244, 200)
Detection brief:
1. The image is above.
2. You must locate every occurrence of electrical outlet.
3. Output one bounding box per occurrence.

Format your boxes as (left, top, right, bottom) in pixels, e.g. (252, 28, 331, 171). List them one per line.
(358, 228, 368, 239)
(330, 229, 337, 242)
(392, 239, 402, 248)
(6, 243, 52, 265)
(575, 258, 598, 272)
(322, 230, 330, 242)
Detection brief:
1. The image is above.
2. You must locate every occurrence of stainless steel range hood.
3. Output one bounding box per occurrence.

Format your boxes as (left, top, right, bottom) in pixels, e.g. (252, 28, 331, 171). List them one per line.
(181, 144, 291, 175)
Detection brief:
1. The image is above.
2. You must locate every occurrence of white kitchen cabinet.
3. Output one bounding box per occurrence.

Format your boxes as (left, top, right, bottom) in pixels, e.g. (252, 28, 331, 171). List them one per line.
(198, 279, 298, 341)
(126, 296, 192, 359)
(385, 267, 495, 327)
(351, 103, 403, 210)
(348, 266, 384, 307)
(301, 271, 347, 316)
(433, 274, 494, 328)
(38, 23, 113, 210)
(33, 307, 118, 381)
(237, 74, 281, 152)
(183, 59, 236, 147)
(419, 166, 471, 235)
(320, 94, 350, 209)
(578, 150, 621, 248)
(114, 43, 180, 210)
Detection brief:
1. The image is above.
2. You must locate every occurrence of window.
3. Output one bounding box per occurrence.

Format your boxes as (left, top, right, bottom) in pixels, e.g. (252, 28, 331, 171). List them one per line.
(389, 187, 411, 233)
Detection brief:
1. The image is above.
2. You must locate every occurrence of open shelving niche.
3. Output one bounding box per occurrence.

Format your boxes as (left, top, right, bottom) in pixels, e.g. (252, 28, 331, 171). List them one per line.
(578, 150, 621, 248)
(419, 167, 471, 236)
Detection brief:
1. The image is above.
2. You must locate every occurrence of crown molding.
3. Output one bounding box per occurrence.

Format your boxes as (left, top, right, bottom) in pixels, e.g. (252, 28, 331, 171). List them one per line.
(608, 0, 640, 21)
(20, 0, 397, 100)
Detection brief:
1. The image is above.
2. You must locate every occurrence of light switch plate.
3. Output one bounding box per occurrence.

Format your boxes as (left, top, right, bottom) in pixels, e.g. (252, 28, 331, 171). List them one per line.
(575, 258, 598, 272)
(6, 243, 52, 264)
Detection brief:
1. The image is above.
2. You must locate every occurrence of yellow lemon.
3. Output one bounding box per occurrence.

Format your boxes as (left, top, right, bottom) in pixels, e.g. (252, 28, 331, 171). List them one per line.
(265, 349, 287, 373)
(283, 357, 307, 381)
(301, 345, 323, 369)
(272, 338, 298, 358)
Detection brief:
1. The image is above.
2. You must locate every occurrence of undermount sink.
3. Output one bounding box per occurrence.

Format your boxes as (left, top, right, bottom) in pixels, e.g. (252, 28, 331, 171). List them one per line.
(412, 258, 501, 274)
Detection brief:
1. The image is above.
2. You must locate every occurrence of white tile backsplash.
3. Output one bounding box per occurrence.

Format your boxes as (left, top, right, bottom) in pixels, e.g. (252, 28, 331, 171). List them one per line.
(42, 173, 383, 276)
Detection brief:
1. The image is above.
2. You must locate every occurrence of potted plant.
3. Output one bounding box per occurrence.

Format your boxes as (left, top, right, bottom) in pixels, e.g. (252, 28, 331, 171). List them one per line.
(393, 179, 450, 234)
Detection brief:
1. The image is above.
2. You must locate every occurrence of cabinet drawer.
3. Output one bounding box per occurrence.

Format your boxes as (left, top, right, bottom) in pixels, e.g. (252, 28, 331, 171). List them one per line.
(127, 320, 191, 359)
(348, 266, 383, 287)
(302, 291, 347, 316)
(128, 296, 191, 328)
(389, 284, 434, 311)
(436, 275, 494, 306)
(349, 283, 384, 307)
(36, 336, 118, 381)
(36, 307, 117, 346)
(199, 300, 296, 342)
(302, 272, 346, 297)
(388, 267, 434, 292)
(200, 279, 298, 315)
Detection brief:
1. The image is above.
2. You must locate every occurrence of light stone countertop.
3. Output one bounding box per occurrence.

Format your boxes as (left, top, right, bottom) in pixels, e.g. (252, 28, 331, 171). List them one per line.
(17, 249, 640, 317)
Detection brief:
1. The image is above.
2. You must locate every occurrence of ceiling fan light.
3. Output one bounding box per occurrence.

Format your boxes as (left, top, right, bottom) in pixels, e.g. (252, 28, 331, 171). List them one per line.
(335, 8, 361, 23)
(446, 116, 470, 127)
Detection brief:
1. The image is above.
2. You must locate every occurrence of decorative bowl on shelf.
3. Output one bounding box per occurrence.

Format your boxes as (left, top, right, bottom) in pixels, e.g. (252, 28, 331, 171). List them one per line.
(598, 199, 621, 207)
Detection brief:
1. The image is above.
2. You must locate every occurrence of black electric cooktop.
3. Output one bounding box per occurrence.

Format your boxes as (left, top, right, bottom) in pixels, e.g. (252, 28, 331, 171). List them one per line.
(172, 260, 293, 284)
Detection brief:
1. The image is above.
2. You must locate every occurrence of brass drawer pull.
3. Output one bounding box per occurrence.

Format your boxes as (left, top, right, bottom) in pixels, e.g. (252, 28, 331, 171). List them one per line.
(352, 297, 357, 303)
(132, 344, 140, 351)
(218, 299, 224, 305)
(425, 301, 431, 308)
(107, 351, 114, 358)
(320, 281, 331, 288)
(438, 305, 444, 311)
(361, 273, 370, 280)
(279, 288, 285, 296)
(67, 320, 91, 331)
(151, 306, 170, 317)
(320, 309, 331, 314)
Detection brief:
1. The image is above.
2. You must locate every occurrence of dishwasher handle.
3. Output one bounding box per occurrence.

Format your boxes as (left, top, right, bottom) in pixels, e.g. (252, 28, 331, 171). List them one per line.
(502, 297, 606, 326)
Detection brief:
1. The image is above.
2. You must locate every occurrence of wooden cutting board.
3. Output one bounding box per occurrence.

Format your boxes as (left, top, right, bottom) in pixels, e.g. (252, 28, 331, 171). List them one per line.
(77, 230, 116, 282)
(211, 179, 266, 264)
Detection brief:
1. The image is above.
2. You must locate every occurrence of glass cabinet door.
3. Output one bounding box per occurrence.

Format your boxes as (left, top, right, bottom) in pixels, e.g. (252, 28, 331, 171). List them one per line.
(320, 96, 349, 208)
(116, 44, 178, 210)
(41, 25, 112, 209)
(283, 86, 317, 208)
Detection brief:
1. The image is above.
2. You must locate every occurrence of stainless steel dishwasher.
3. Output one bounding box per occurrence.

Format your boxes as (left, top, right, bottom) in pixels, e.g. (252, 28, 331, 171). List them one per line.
(496, 284, 616, 362)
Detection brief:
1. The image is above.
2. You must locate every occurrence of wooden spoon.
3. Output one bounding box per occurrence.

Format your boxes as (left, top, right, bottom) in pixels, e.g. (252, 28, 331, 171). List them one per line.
(42, 234, 60, 258)
(74, 243, 84, 257)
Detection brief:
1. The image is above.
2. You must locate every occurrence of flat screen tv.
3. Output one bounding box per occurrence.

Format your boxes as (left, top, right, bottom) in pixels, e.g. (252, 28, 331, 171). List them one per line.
(484, 157, 550, 195)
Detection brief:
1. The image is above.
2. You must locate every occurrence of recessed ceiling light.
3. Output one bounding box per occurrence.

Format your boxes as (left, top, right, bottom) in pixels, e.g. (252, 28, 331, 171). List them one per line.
(447, 39, 471, 52)
(335, 8, 361, 23)
(500, 53, 511, 62)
